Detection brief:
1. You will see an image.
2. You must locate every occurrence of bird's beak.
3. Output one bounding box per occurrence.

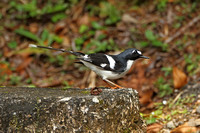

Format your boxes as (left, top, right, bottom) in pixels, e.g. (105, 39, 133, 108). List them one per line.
(140, 55, 150, 59)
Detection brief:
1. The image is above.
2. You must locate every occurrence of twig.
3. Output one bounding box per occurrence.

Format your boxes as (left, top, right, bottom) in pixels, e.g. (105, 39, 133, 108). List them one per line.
(171, 89, 186, 105)
(164, 15, 200, 44)
(88, 71, 96, 88)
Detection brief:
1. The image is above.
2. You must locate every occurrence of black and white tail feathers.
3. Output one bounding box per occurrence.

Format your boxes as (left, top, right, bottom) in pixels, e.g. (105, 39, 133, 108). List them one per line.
(29, 44, 85, 57)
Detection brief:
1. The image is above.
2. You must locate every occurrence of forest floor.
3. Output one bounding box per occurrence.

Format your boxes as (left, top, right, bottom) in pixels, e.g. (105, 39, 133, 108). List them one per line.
(0, 0, 200, 132)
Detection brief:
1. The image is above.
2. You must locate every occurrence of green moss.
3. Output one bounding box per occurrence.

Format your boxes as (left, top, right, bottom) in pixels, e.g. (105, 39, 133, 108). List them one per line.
(99, 100, 104, 105)
(81, 90, 90, 94)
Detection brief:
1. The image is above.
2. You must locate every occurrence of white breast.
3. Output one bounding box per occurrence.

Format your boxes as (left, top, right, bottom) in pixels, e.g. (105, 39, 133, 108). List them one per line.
(126, 60, 134, 72)
(113, 60, 134, 79)
(81, 60, 134, 80)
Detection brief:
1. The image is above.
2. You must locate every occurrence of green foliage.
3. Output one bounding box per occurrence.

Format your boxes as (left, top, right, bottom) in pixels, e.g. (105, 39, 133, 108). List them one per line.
(184, 54, 200, 75)
(0, 13, 2, 19)
(145, 115, 157, 125)
(0, 75, 7, 85)
(161, 67, 172, 77)
(15, 28, 63, 45)
(156, 0, 168, 11)
(25, 78, 32, 84)
(143, 93, 195, 125)
(8, 41, 17, 49)
(63, 81, 71, 89)
(144, 30, 168, 51)
(49, 55, 65, 66)
(87, 40, 108, 53)
(155, 77, 172, 98)
(15, 28, 41, 42)
(51, 13, 67, 23)
(75, 20, 116, 53)
(9, 75, 22, 85)
(85, 38, 116, 53)
(86, 2, 121, 25)
(173, 22, 181, 29)
(145, 30, 156, 41)
(91, 21, 103, 30)
(79, 25, 89, 34)
(99, 2, 121, 25)
(75, 37, 85, 50)
(9, 0, 68, 22)
(97, 34, 107, 40)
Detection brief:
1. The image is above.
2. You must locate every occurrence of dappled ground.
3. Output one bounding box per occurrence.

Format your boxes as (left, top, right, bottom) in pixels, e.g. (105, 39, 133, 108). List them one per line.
(0, 0, 200, 132)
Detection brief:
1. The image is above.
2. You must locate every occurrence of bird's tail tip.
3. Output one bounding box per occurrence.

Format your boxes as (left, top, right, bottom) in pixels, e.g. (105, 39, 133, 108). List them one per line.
(29, 44, 37, 48)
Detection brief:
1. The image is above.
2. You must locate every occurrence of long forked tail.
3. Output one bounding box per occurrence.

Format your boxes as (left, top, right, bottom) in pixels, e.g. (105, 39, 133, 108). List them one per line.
(29, 44, 84, 56)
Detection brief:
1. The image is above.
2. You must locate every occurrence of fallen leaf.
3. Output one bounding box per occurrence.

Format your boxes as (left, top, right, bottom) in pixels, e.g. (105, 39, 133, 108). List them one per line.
(140, 89, 153, 105)
(173, 66, 187, 89)
(122, 14, 138, 24)
(147, 123, 163, 133)
(77, 13, 90, 26)
(16, 57, 32, 72)
(171, 122, 197, 133)
(29, 23, 38, 34)
(0, 63, 12, 75)
(54, 21, 66, 33)
(164, 24, 169, 36)
(69, 23, 78, 33)
(62, 36, 71, 47)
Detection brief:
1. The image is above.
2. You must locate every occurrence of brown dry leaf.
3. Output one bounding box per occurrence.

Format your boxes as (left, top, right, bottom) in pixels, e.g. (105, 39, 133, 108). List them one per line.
(164, 24, 169, 36)
(54, 21, 66, 33)
(35, 78, 62, 87)
(29, 23, 38, 34)
(16, 57, 32, 72)
(122, 14, 138, 24)
(140, 89, 153, 105)
(77, 13, 90, 26)
(62, 36, 71, 47)
(147, 123, 163, 133)
(69, 23, 78, 33)
(171, 122, 197, 133)
(173, 66, 187, 89)
(0, 63, 12, 75)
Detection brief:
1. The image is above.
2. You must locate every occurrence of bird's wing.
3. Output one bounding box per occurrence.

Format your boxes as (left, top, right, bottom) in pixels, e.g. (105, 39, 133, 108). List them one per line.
(78, 53, 125, 73)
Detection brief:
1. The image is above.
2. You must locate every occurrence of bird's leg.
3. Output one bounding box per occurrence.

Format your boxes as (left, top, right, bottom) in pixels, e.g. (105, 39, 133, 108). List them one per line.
(103, 80, 112, 88)
(103, 79, 123, 89)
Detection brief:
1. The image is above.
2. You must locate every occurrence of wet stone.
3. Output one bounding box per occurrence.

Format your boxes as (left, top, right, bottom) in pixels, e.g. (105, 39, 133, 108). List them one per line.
(0, 87, 146, 133)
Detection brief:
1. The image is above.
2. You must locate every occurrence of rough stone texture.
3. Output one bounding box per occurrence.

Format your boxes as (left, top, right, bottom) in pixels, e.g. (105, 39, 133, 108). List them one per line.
(0, 87, 146, 133)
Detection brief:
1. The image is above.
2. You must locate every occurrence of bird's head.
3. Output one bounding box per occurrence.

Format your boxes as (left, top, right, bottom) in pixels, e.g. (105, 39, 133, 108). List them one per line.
(120, 48, 149, 60)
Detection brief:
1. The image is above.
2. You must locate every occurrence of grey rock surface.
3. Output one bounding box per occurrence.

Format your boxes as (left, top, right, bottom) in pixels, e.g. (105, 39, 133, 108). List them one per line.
(0, 87, 146, 133)
(166, 121, 176, 129)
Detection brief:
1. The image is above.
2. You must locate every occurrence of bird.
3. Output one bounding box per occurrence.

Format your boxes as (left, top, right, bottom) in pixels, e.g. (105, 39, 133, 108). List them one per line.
(29, 44, 149, 89)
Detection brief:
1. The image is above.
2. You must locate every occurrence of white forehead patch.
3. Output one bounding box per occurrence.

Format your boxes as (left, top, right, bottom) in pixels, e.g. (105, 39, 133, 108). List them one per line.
(100, 63, 107, 68)
(137, 50, 142, 55)
(132, 50, 136, 53)
(83, 54, 92, 62)
(84, 54, 89, 58)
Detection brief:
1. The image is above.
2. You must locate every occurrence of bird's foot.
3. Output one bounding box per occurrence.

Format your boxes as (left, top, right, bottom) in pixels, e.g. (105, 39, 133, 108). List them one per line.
(90, 87, 102, 95)
(110, 85, 123, 89)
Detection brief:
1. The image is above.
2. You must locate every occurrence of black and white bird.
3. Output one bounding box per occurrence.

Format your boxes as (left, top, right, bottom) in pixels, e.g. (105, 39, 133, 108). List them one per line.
(29, 44, 149, 89)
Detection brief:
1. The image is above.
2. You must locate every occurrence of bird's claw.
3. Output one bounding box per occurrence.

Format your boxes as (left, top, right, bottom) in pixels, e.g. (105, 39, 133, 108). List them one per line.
(110, 86, 123, 89)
